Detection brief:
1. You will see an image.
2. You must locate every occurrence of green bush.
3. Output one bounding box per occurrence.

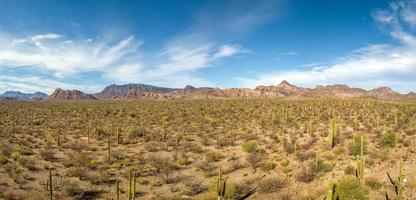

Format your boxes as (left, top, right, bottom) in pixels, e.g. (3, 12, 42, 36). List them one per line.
(260, 161, 276, 173)
(242, 140, 257, 153)
(380, 132, 396, 147)
(128, 127, 143, 138)
(205, 151, 223, 162)
(335, 176, 369, 200)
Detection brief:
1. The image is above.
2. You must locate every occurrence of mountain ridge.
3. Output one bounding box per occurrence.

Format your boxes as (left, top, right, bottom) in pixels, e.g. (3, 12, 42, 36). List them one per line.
(0, 91, 48, 100)
(3, 81, 415, 101)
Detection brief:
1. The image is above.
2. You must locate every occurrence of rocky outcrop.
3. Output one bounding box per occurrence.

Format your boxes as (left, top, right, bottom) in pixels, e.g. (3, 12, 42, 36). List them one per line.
(48, 88, 97, 100)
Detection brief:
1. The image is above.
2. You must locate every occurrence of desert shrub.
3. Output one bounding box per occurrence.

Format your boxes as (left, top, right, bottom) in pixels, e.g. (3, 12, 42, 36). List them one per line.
(364, 176, 382, 190)
(205, 151, 223, 162)
(94, 127, 105, 139)
(380, 132, 396, 147)
(0, 143, 13, 157)
(334, 176, 369, 200)
(182, 179, 207, 196)
(18, 146, 34, 156)
(61, 178, 88, 197)
(260, 161, 276, 173)
(242, 140, 257, 153)
(345, 165, 355, 175)
(296, 151, 316, 162)
(196, 161, 216, 177)
(296, 167, 315, 183)
(190, 144, 204, 154)
(40, 149, 55, 161)
(19, 157, 37, 171)
(65, 167, 88, 179)
(84, 171, 110, 184)
(309, 159, 333, 173)
(246, 151, 263, 171)
(258, 176, 288, 193)
(0, 154, 8, 165)
(128, 127, 142, 138)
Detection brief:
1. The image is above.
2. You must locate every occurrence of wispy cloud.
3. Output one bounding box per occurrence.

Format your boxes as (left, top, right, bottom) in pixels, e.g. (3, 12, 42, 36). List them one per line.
(0, 32, 249, 92)
(0, 0, 283, 93)
(236, 1, 416, 93)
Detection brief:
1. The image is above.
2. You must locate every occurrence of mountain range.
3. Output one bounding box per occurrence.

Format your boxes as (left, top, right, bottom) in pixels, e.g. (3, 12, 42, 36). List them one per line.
(0, 91, 48, 100)
(39, 81, 416, 101)
(1, 81, 415, 101)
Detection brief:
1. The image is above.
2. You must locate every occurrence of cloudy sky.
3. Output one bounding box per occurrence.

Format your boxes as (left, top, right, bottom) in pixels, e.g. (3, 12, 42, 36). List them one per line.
(0, 0, 416, 94)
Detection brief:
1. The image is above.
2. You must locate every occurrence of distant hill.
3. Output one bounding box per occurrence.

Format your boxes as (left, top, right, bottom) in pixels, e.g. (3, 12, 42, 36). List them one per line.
(0, 91, 47, 100)
(94, 83, 179, 99)
(48, 88, 97, 100)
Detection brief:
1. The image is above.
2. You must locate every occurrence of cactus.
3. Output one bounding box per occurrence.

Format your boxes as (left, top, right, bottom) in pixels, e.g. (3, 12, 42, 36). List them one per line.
(133, 172, 136, 200)
(116, 180, 120, 200)
(48, 168, 53, 200)
(116, 127, 121, 144)
(128, 169, 132, 200)
(328, 118, 337, 148)
(327, 183, 338, 200)
(315, 153, 320, 174)
(386, 159, 404, 200)
(217, 166, 227, 200)
(162, 117, 168, 142)
(107, 135, 111, 163)
(356, 135, 365, 181)
(398, 159, 403, 200)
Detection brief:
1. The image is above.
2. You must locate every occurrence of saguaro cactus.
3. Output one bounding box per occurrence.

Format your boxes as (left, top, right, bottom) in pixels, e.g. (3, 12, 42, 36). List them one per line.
(327, 183, 337, 200)
(116, 180, 120, 200)
(315, 154, 320, 174)
(217, 166, 227, 200)
(386, 159, 404, 200)
(107, 135, 111, 163)
(328, 118, 337, 148)
(128, 169, 132, 200)
(48, 168, 53, 200)
(356, 135, 365, 181)
(133, 172, 137, 200)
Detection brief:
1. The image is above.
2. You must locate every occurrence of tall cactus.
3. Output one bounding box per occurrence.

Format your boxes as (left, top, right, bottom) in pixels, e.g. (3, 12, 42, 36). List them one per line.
(328, 118, 337, 148)
(398, 159, 403, 200)
(327, 183, 337, 200)
(133, 172, 136, 200)
(386, 159, 404, 200)
(128, 169, 132, 200)
(315, 153, 320, 174)
(116, 180, 120, 200)
(48, 168, 53, 200)
(356, 135, 365, 181)
(217, 166, 227, 200)
(107, 134, 111, 163)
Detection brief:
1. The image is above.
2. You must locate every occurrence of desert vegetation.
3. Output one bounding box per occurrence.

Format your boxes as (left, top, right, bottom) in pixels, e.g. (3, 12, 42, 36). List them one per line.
(0, 98, 416, 199)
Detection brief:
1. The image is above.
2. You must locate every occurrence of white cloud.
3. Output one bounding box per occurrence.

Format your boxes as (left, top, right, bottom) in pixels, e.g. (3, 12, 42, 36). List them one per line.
(0, 31, 248, 92)
(235, 1, 416, 93)
(213, 44, 250, 59)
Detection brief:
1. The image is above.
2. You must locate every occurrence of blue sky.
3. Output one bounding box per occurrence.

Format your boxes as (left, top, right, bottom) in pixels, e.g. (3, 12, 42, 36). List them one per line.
(0, 0, 416, 94)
